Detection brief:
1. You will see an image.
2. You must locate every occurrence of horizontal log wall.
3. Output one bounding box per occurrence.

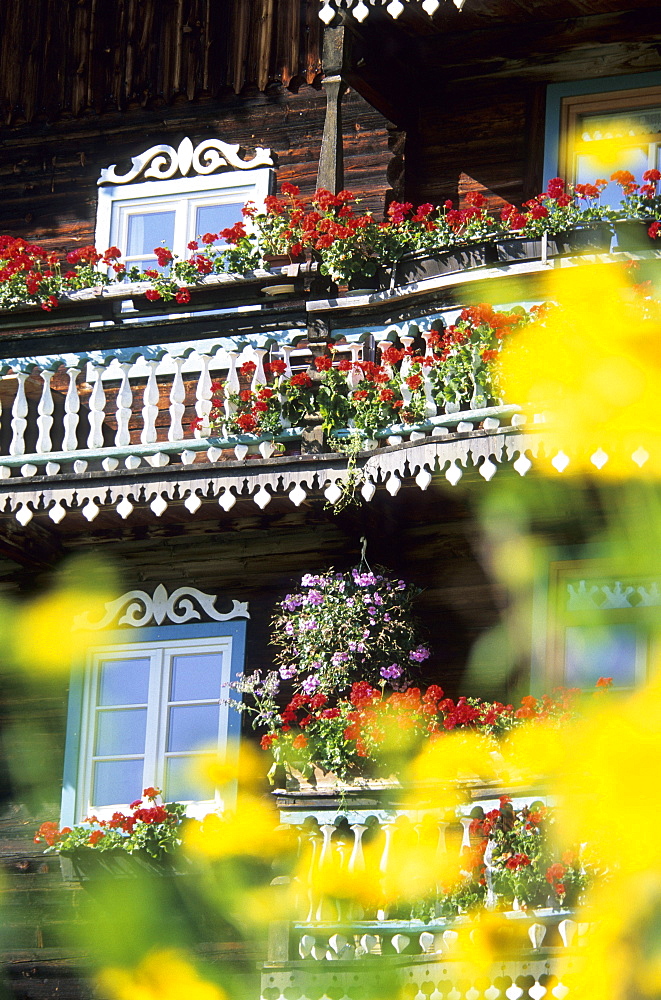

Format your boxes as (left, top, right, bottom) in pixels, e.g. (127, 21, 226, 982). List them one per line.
(0, 0, 322, 125)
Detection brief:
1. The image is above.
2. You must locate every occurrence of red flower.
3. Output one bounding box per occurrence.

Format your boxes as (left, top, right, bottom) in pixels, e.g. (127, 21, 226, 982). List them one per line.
(292, 733, 308, 750)
(379, 388, 395, 402)
(175, 287, 191, 304)
(241, 361, 257, 376)
(266, 359, 287, 376)
(596, 676, 613, 688)
(314, 356, 333, 372)
(481, 349, 498, 362)
(239, 389, 252, 402)
(236, 413, 257, 432)
(353, 389, 368, 401)
(648, 221, 661, 240)
(143, 787, 160, 800)
(34, 821, 62, 846)
(280, 182, 300, 197)
(145, 289, 161, 301)
(261, 733, 278, 750)
(201, 233, 217, 245)
(405, 374, 423, 391)
(643, 168, 661, 183)
(187, 240, 199, 250)
(88, 830, 106, 846)
(289, 372, 313, 388)
(189, 416, 203, 431)
(41, 295, 59, 311)
(505, 853, 531, 870)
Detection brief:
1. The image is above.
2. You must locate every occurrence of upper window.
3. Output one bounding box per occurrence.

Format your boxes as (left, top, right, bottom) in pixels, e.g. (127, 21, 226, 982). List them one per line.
(545, 75, 661, 210)
(532, 556, 660, 694)
(95, 136, 274, 271)
(62, 585, 249, 826)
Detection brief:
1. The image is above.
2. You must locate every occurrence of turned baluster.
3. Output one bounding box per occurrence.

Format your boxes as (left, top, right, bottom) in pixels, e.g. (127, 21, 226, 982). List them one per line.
(87, 364, 107, 450)
(115, 363, 133, 448)
(141, 360, 160, 445)
(168, 358, 186, 442)
(62, 367, 81, 453)
(35, 367, 55, 454)
(9, 370, 29, 457)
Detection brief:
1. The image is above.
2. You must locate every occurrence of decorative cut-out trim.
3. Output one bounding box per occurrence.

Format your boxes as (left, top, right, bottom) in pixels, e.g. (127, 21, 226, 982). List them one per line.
(98, 137, 274, 186)
(318, 0, 463, 24)
(73, 583, 250, 630)
(566, 580, 661, 610)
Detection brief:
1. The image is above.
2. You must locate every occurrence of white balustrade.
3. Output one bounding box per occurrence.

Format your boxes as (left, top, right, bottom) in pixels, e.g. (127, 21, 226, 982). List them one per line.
(9, 371, 29, 457)
(63, 367, 81, 452)
(168, 358, 186, 442)
(36, 369, 54, 454)
(141, 361, 160, 445)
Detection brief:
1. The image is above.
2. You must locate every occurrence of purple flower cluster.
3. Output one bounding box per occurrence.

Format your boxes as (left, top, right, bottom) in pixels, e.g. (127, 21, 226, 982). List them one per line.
(409, 646, 430, 662)
(380, 664, 403, 679)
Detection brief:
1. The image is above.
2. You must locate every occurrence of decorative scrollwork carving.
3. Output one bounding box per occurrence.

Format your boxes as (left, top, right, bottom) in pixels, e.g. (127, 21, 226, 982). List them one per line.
(73, 583, 250, 630)
(98, 137, 273, 186)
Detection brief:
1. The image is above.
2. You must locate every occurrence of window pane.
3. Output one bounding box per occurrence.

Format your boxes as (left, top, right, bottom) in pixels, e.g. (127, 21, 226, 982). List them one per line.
(93, 759, 144, 807)
(195, 203, 243, 244)
(127, 211, 175, 256)
(167, 705, 219, 752)
(576, 143, 649, 211)
(564, 624, 639, 688)
(98, 658, 150, 706)
(170, 653, 224, 702)
(95, 708, 147, 756)
(165, 756, 214, 802)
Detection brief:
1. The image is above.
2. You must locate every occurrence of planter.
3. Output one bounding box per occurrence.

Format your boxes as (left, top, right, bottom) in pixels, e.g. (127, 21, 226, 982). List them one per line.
(494, 236, 544, 263)
(613, 219, 660, 251)
(60, 847, 192, 882)
(393, 243, 499, 287)
(277, 761, 400, 794)
(550, 223, 612, 255)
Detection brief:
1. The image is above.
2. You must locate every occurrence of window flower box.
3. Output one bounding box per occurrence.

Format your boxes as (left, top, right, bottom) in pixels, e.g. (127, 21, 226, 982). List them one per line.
(613, 219, 660, 251)
(392, 243, 499, 286)
(549, 223, 613, 255)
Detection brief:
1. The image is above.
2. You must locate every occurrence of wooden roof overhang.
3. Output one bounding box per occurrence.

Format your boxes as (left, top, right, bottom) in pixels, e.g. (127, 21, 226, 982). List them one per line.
(316, 0, 661, 130)
(0, 247, 657, 530)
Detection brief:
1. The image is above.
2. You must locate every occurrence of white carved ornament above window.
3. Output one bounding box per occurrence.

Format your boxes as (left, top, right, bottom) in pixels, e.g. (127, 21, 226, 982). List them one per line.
(73, 583, 250, 630)
(318, 0, 464, 25)
(98, 136, 274, 186)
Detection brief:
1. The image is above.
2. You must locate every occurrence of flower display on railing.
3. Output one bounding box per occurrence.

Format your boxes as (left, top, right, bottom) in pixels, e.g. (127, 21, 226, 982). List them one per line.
(258, 681, 586, 782)
(1, 170, 660, 312)
(198, 305, 536, 441)
(34, 787, 186, 860)
(446, 798, 595, 916)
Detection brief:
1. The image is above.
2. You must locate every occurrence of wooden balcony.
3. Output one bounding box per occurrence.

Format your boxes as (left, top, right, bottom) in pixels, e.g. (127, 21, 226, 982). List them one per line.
(0, 246, 657, 526)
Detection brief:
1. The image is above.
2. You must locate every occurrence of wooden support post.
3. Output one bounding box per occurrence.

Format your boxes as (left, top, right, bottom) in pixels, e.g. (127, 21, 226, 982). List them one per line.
(316, 22, 351, 195)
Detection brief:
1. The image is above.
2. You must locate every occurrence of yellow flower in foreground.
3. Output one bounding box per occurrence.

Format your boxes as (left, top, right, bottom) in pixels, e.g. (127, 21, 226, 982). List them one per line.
(184, 794, 292, 859)
(98, 949, 225, 1000)
(498, 265, 661, 476)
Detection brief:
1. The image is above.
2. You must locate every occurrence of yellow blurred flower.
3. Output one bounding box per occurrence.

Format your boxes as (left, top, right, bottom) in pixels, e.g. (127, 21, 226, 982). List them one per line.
(498, 265, 661, 476)
(184, 794, 293, 859)
(98, 949, 225, 1000)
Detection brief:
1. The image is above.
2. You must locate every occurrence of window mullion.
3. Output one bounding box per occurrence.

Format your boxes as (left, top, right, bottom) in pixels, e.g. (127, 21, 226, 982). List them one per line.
(144, 648, 166, 794)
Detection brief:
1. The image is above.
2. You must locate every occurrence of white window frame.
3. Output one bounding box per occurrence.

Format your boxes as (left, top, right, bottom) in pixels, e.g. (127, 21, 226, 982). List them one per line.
(94, 136, 274, 265)
(530, 551, 660, 695)
(75, 634, 235, 823)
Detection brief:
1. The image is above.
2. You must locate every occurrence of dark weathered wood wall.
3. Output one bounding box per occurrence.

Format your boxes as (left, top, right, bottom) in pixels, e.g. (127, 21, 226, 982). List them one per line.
(0, 0, 322, 124)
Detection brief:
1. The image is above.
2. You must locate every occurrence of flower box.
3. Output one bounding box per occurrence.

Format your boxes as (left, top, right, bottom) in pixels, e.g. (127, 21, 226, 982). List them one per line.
(550, 223, 612, 255)
(613, 219, 659, 251)
(392, 243, 499, 286)
(494, 236, 544, 262)
(59, 847, 193, 884)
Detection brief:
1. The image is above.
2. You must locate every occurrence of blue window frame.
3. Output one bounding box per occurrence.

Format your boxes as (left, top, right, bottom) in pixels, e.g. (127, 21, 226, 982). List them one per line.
(544, 72, 661, 209)
(61, 620, 246, 827)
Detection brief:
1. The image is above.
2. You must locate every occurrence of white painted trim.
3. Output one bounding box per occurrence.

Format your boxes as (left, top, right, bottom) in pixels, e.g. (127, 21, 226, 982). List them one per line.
(77, 634, 236, 822)
(73, 584, 250, 630)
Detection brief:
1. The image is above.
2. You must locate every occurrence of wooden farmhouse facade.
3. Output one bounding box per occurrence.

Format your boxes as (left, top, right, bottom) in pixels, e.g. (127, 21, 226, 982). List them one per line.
(0, 2, 660, 999)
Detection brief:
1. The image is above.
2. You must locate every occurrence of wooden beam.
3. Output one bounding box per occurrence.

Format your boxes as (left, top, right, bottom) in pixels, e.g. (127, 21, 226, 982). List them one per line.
(316, 22, 351, 194)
